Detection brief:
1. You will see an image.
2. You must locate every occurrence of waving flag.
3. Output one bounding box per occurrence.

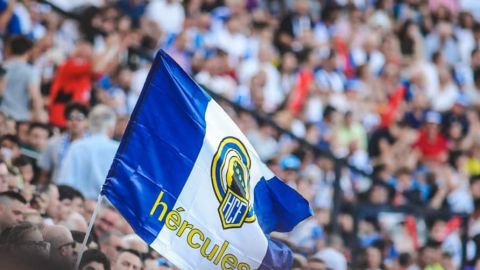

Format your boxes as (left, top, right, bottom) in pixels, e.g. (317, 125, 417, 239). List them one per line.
(101, 50, 311, 270)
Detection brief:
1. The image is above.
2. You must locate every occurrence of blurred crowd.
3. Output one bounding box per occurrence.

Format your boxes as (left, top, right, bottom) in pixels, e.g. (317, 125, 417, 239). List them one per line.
(3, 0, 480, 269)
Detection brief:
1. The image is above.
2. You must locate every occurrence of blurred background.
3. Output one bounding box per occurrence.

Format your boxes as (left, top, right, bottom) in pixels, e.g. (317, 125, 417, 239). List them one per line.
(2, 0, 480, 269)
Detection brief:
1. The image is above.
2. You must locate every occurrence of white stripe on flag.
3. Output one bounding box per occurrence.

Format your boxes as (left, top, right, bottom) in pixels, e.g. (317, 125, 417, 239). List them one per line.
(150, 101, 270, 270)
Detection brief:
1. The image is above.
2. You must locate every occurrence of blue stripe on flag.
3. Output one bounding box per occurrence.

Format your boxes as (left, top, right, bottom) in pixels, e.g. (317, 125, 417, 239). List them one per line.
(101, 50, 211, 244)
(254, 177, 312, 269)
(254, 177, 313, 234)
(258, 238, 293, 270)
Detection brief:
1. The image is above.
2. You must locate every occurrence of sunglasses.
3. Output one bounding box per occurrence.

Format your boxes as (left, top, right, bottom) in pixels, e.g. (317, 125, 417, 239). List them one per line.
(68, 114, 86, 121)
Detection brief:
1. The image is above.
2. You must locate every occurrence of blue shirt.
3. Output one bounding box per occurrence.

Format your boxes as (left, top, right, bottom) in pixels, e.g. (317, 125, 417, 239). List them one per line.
(38, 133, 76, 183)
(58, 134, 119, 199)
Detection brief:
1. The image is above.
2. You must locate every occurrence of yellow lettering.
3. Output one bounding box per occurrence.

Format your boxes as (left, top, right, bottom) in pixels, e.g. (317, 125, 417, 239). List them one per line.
(150, 201, 250, 270)
(237, 263, 250, 270)
(214, 241, 229, 265)
(187, 228, 204, 249)
(149, 191, 168, 221)
(176, 220, 194, 237)
(165, 207, 183, 231)
(221, 254, 238, 270)
(200, 238, 219, 261)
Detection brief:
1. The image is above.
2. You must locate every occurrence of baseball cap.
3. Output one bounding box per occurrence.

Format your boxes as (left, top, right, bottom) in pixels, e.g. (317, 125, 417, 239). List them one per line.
(279, 155, 301, 171)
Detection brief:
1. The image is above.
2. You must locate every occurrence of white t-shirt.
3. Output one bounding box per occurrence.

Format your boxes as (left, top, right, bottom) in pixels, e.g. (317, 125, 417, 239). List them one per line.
(349, 48, 385, 75)
(456, 28, 475, 65)
(146, 0, 185, 34)
(447, 172, 474, 214)
(431, 83, 459, 112)
(315, 69, 345, 93)
(237, 59, 283, 112)
(213, 29, 248, 61)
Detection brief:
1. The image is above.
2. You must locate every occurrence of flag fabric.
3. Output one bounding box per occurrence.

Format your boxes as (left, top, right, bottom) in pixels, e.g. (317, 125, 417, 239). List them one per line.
(101, 50, 312, 270)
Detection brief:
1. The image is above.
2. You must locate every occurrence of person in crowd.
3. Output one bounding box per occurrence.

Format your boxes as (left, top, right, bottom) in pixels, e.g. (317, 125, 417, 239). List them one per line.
(0, 248, 64, 270)
(1, 35, 44, 122)
(22, 122, 50, 162)
(57, 105, 119, 199)
(0, 222, 49, 255)
(58, 185, 85, 221)
(121, 234, 149, 258)
(42, 224, 76, 268)
(278, 154, 301, 188)
(419, 240, 445, 270)
(42, 183, 61, 224)
(79, 249, 111, 270)
(414, 111, 448, 163)
(71, 230, 96, 261)
(99, 230, 124, 263)
(0, 160, 9, 192)
(3, 0, 480, 269)
(113, 249, 143, 270)
(0, 191, 26, 232)
(0, 134, 22, 162)
(38, 102, 89, 184)
(306, 256, 328, 270)
(275, 0, 314, 53)
(314, 234, 347, 270)
(94, 206, 122, 238)
(14, 156, 35, 185)
(48, 39, 120, 128)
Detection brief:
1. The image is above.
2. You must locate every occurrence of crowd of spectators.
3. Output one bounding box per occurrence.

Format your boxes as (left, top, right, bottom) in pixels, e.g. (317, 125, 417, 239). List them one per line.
(4, 0, 480, 269)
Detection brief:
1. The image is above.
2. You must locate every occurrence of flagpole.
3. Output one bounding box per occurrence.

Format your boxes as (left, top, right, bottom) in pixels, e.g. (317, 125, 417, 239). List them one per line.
(74, 194, 104, 270)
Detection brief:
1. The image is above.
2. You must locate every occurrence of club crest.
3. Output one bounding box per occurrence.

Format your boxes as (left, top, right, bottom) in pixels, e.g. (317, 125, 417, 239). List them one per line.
(211, 137, 255, 229)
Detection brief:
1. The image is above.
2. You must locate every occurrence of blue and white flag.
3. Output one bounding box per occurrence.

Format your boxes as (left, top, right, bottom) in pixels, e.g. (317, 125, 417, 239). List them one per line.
(101, 51, 312, 270)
